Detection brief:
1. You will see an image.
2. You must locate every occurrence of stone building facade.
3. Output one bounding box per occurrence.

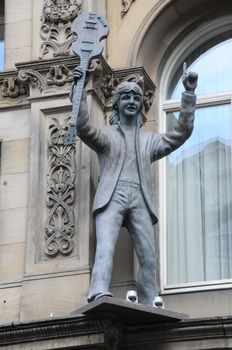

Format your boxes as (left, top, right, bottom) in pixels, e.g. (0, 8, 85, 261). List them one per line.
(0, 0, 232, 349)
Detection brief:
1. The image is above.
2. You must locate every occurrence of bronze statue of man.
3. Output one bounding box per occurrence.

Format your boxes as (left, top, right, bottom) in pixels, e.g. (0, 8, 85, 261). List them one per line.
(72, 65, 198, 306)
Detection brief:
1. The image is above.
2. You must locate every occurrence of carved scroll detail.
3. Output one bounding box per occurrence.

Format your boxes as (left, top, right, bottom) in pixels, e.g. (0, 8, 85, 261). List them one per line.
(17, 69, 47, 91)
(121, 0, 136, 17)
(1, 65, 73, 98)
(45, 117, 76, 257)
(1, 69, 47, 98)
(40, 0, 81, 59)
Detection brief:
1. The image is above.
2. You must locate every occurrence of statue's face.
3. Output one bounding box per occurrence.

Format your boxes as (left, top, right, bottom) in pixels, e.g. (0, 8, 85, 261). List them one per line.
(118, 92, 142, 118)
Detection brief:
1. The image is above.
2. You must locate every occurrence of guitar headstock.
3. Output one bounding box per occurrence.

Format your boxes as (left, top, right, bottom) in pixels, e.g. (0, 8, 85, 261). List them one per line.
(71, 12, 109, 61)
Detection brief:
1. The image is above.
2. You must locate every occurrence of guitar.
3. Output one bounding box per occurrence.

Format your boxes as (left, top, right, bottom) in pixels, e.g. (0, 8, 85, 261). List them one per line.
(64, 12, 109, 145)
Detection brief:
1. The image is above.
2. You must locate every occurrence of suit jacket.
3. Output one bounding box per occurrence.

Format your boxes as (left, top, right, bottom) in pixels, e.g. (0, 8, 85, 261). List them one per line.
(76, 92, 196, 224)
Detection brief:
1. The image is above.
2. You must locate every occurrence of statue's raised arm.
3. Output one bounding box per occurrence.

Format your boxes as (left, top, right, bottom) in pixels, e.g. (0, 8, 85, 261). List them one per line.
(69, 66, 108, 153)
(149, 62, 198, 162)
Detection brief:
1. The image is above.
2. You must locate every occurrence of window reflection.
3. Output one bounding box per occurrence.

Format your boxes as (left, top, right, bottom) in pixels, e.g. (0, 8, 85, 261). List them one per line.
(167, 105, 231, 164)
(169, 39, 232, 99)
(0, 40, 4, 71)
(166, 104, 232, 284)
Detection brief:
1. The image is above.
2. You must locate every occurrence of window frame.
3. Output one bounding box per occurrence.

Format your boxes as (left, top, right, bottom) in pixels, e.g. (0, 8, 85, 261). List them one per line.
(159, 15, 232, 294)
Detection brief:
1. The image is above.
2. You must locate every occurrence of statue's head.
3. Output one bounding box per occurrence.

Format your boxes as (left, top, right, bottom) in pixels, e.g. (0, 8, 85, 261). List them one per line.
(109, 81, 144, 126)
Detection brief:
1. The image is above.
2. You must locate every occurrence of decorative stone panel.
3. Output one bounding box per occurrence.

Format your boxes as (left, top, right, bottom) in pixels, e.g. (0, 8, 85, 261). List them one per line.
(45, 117, 76, 257)
(40, 0, 82, 59)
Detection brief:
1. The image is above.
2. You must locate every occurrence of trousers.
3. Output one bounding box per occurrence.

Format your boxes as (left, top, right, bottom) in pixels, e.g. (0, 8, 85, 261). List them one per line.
(88, 180, 158, 305)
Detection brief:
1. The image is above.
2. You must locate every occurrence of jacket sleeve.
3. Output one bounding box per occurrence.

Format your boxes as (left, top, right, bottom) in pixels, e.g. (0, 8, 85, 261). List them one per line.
(150, 92, 196, 161)
(76, 91, 108, 153)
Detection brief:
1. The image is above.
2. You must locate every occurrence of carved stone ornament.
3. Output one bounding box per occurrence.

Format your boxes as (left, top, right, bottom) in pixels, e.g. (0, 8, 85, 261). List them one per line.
(0, 69, 48, 98)
(46, 64, 73, 86)
(121, 0, 136, 17)
(45, 117, 76, 257)
(1, 76, 29, 98)
(89, 59, 116, 102)
(0, 62, 78, 99)
(40, 0, 82, 59)
(17, 69, 47, 91)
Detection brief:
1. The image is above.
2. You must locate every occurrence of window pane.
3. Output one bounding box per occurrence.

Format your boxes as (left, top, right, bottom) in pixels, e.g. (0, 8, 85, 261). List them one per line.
(169, 39, 232, 99)
(166, 104, 232, 284)
(0, 40, 4, 71)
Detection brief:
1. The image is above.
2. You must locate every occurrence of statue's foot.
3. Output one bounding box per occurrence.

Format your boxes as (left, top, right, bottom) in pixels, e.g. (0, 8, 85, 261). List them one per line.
(126, 290, 138, 303)
(153, 296, 164, 309)
(87, 292, 113, 303)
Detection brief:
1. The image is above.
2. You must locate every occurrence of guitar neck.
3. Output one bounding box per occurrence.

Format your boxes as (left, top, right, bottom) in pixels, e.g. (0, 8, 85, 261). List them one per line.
(64, 12, 109, 145)
(70, 53, 90, 125)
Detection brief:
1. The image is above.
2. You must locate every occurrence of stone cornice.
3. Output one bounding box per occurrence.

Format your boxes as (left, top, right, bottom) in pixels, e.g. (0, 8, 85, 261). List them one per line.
(0, 315, 232, 348)
(123, 316, 232, 347)
(0, 56, 156, 116)
(0, 314, 122, 347)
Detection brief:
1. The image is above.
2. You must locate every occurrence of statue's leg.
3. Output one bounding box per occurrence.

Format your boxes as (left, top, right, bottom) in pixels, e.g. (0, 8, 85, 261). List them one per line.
(127, 189, 158, 306)
(88, 189, 126, 302)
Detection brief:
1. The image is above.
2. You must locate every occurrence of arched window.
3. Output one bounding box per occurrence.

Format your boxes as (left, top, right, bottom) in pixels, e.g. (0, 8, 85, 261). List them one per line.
(160, 23, 232, 291)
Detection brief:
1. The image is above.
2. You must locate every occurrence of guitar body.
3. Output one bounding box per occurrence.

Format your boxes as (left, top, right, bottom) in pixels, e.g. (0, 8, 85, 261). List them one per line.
(64, 12, 109, 145)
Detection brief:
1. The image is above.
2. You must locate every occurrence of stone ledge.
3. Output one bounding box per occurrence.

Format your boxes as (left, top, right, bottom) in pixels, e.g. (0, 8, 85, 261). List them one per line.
(0, 300, 231, 349)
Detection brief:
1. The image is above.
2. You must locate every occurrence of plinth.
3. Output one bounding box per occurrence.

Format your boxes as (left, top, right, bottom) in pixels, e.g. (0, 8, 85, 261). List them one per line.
(71, 296, 187, 326)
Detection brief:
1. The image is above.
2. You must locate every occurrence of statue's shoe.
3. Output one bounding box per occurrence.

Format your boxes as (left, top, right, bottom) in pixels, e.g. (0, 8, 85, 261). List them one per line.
(153, 296, 164, 309)
(88, 292, 113, 303)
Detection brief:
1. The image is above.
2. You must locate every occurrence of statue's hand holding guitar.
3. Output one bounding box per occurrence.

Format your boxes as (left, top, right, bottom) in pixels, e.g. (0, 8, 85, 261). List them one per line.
(69, 67, 88, 103)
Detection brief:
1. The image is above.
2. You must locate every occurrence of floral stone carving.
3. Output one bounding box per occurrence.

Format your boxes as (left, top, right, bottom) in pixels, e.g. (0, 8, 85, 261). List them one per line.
(40, 0, 82, 59)
(45, 117, 76, 257)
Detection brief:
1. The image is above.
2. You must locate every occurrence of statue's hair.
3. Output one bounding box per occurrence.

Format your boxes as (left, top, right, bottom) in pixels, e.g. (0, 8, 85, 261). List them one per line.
(109, 81, 144, 126)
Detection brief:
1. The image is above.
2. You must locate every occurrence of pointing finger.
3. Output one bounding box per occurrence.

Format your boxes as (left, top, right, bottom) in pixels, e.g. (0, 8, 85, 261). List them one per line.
(183, 62, 187, 76)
